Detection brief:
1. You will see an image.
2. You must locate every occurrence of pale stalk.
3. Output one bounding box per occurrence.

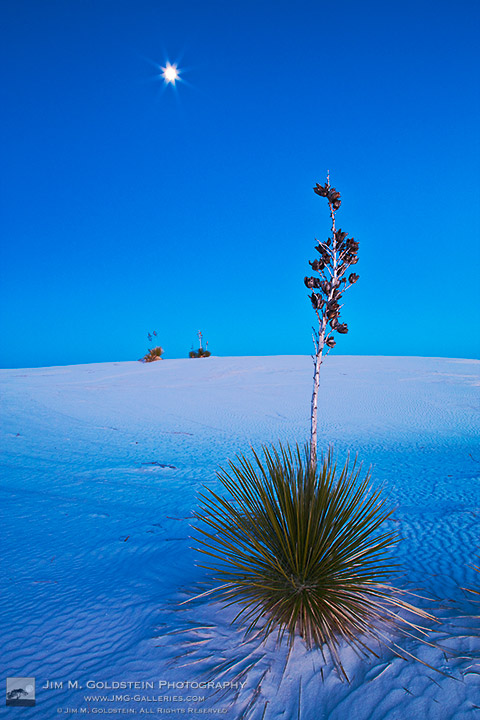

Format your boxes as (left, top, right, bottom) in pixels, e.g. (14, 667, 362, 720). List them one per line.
(310, 188, 337, 467)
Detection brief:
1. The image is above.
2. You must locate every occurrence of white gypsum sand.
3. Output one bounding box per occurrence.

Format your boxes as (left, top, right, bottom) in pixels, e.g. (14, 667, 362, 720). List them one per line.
(1, 355, 479, 719)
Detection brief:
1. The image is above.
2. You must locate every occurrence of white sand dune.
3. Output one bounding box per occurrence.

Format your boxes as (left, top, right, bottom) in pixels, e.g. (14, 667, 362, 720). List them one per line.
(1, 355, 479, 719)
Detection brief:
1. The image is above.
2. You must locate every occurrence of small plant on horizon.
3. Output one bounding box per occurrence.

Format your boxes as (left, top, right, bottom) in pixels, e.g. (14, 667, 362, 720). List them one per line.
(141, 331, 164, 363)
(193, 444, 438, 680)
(189, 330, 211, 358)
(306, 175, 359, 465)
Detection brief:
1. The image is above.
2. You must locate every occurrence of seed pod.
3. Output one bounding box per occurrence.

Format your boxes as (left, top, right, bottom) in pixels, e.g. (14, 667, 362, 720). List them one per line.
(315, 245, 331, 264)
(304, 276, 322, 289)
(349, 273, 359, 284)
(310, 293, 324, 310)
(325, 337, 336, 348)
(336, 323, 349, 334)
(313, 183, 328, 197)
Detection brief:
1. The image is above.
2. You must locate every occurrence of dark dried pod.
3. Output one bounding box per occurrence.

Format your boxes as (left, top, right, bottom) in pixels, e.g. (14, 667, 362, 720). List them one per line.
(336, 323, 349, 334)
(326, 302, 339, 314)
(330, 317, 338, 329)
(313, 183, 328, 197)
(309, 259, 323, 272)
(320, 281, 332, 294)
(310, 293, 324, 310)
(335, 230, 348, 243)
(315, 244, 330, 263)
(325, 337, 336, 349)
(304, 276, 322, 289)
(348, 273, 359, 284)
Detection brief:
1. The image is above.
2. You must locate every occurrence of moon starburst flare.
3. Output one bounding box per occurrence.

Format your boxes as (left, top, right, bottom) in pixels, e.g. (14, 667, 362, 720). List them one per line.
(161, 62, 180, 85)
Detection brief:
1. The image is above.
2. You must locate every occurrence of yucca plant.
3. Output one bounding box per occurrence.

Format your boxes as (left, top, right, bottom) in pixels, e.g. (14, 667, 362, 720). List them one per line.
(142, 346, 164, 362)
(140, 330, 164, 362)
(193, 444, 436, 679)
(189, 348, 211, 358)
(189, 329, 211, 358)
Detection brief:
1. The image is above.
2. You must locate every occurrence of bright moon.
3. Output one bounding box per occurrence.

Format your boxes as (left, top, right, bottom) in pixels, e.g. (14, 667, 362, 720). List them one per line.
(161, 62, 179, 85)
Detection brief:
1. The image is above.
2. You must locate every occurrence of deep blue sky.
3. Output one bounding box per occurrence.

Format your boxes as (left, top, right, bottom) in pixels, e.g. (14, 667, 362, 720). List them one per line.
(1, 0, 479, 367)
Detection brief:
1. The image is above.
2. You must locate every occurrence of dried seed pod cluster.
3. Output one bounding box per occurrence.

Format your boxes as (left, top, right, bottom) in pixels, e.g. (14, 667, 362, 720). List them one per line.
(305, 185, 359, 349)
(314, 181, 342, 210)
(308, 177, 360, 464)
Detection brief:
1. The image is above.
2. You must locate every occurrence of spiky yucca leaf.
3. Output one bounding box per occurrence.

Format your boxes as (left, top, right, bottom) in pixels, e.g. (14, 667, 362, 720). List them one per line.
(193, 444, 437, 678)
(464, 561, 480, 598)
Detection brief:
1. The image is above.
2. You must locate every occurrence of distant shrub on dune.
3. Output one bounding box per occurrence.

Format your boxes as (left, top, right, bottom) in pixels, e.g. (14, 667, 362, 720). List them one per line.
(189, 330, 211, 358)
(140, 330, 164, 362)
(189, 348, 211, 358)
(142, 346, 164, 363)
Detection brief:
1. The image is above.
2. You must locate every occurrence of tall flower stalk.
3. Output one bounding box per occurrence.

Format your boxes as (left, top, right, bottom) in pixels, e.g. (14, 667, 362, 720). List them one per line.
(187, 187, 442, 682)
(306, 176, 359, 465)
